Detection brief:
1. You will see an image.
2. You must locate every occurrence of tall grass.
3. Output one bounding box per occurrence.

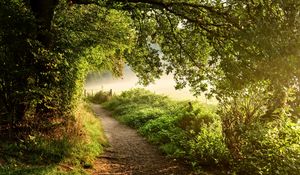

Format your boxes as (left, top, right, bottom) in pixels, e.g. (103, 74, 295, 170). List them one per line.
(102, 88, 300, 174)
(103, 88, 229, 172)
(0, 103, 107, 175)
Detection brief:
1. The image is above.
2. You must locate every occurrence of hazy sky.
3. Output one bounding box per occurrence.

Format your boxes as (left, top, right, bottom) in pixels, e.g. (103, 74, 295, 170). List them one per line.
(85, 67, 216, 104)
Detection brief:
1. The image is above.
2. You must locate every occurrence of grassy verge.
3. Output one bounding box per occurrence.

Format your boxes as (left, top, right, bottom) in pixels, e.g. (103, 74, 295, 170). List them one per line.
(0, 103, 107, 175)
(101, 88, 300, 174)
(102, 88, 229, 173)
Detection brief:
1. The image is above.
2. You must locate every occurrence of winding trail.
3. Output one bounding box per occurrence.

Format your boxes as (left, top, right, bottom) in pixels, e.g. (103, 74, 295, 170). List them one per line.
(88, 104, 194, 175)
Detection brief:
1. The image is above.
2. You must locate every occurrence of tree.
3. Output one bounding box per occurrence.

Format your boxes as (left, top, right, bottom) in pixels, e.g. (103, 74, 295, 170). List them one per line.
(0, 0, 135, 136)
(1, 0, 300, 173)
(0, 0, 299, 136)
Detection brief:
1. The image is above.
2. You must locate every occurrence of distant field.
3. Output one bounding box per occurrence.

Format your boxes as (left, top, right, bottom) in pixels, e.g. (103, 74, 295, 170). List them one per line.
(85, 68, 217, 104)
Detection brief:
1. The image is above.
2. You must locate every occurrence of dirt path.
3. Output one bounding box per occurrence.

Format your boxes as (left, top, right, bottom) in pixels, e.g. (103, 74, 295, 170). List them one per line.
(88, 104, 194, 175)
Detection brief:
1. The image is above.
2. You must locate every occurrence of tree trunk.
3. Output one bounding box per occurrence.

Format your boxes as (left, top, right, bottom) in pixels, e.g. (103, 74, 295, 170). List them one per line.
(30, 0, 59, 116)
(30, 0, 58, 47)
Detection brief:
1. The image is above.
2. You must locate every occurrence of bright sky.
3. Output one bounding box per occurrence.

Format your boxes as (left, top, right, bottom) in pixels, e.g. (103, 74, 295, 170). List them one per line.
(85, 67, 217, 104)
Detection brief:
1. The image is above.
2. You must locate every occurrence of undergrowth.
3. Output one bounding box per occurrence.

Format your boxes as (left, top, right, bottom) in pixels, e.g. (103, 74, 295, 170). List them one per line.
(87, 90, 112, 104)
(0, 103, 107, 175)
(102, 88, 229, 172)
(102, 88, 300, 174)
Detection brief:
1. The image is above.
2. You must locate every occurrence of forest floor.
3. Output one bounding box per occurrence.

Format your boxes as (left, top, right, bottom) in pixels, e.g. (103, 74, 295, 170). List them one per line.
(88, 104, 194, 175)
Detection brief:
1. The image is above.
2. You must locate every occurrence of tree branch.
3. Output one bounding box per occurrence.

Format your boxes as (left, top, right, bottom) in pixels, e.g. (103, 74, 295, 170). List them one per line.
(71, 0, 240, 29)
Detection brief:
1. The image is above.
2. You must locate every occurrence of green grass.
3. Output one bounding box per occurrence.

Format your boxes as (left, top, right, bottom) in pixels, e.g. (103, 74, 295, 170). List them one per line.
(86, 90, 112, 104)
(102, 88, 229, 172)
(102, 88, 300, 175)
(0, 103, 107, 175)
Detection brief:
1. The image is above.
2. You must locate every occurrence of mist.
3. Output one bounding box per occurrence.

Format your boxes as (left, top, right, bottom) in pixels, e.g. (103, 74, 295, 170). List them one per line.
(85, 66, 217, 104)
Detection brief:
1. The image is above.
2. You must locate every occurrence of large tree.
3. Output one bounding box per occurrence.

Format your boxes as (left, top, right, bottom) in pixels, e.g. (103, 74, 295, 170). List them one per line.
(0, 0, 299, 135)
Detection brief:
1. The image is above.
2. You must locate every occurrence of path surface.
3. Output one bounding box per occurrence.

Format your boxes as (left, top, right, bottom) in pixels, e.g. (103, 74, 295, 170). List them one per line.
(88, 104, 194, 175)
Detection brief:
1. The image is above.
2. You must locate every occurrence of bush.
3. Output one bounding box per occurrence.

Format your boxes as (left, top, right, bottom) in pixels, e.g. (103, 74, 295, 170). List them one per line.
(234, 120, 300, 175)
(219, 83, 300, 174)
(103, 88, 229, 170)
(88, 90, 112, 104)
(104, 88, 171, 109)
(104, 88, 300, 174)
(119, 107, 167, 128)
(0, 103, 107, 175)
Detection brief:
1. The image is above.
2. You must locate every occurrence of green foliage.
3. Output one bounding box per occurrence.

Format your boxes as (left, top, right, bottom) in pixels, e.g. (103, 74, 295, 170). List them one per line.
(236, 120, 300, 175)
(219, 83, 300, 174)
(103, 89, 229, 169)
(116, 0, 300, 97)
(0, 165, 85, 175)
(0, 103, 107, 175)
(1, 0, 300, 174)
(105, 88, 300, 174)
(70, 103, 107, 165)
(87, 90, 113, 104)
(0, 0, 136, 140)
(119, 108, 167, 128)
(0, 0, 299, 127)
(104, 88, 172, 114)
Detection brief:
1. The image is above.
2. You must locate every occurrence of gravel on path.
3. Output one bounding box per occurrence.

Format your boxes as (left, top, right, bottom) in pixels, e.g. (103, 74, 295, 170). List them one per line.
(88, 104, 194, 175)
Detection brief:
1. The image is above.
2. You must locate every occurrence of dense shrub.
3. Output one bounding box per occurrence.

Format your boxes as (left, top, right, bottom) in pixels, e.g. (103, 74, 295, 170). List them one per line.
(88, 90, 113, 104)
(236, 120, 300, 175)
(219, 83, 300, 174)
(119, 108, 167, 128)
(104, 88, 171, 109)
(0, 103, 107, 175)
(104, 88, 300, 174)
(103, 88, 229, 169)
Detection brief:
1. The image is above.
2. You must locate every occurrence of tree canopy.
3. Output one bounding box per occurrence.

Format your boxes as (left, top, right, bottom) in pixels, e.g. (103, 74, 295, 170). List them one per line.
(0, 0, 299, 133)
(1, 1, 300, 173)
